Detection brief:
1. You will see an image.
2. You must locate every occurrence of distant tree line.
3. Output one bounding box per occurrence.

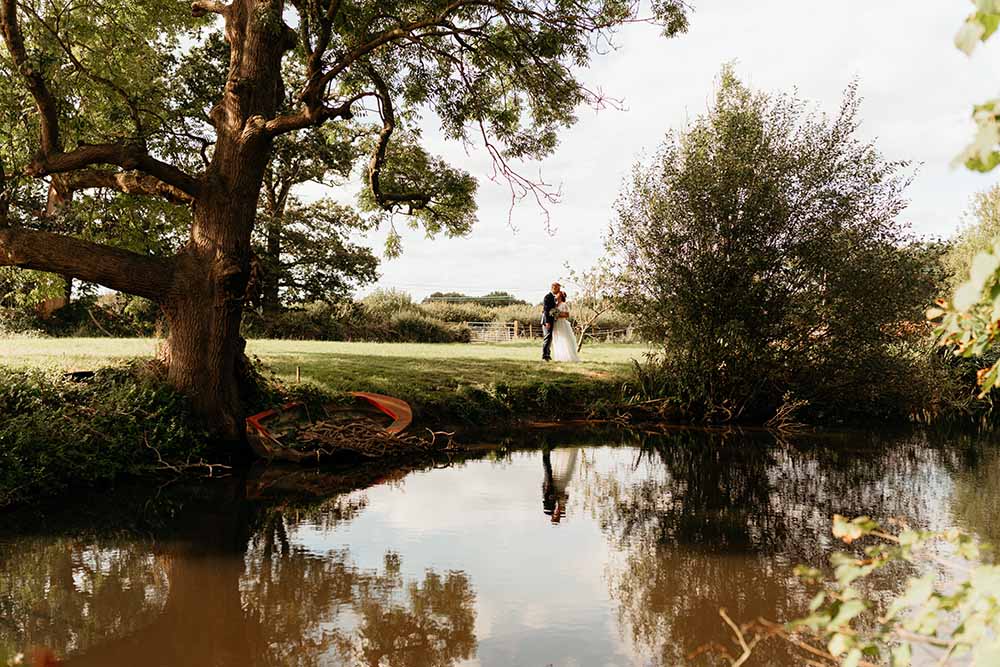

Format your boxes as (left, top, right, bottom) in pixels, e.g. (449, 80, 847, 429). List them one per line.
(422, 291, 527, 307)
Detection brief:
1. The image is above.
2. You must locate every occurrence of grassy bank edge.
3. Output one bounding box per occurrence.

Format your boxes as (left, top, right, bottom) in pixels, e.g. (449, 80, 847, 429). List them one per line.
(0, 344, 638, 511)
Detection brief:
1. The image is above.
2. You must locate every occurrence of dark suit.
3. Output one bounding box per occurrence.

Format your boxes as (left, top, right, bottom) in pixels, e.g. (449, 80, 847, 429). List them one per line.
(541, 292, 557, 360)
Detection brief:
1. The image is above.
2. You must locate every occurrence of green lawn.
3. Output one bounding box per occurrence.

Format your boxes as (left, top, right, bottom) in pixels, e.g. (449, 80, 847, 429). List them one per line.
(1, 338, 648, 423)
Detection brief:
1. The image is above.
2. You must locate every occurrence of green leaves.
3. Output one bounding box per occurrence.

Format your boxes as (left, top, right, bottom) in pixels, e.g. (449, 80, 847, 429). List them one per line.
(932, 242, 1000, 396)
(609, 66, 926, 423)
(955, 3, 1000, 171)
(785, 517, 1000, 667)
(955, 2, 1000, 55)
(358, 132, 478, 245)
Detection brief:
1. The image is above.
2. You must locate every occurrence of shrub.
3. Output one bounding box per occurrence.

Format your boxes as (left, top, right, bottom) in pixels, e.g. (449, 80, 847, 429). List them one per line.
(609, 67, 944, 423)
(1, 293, 164, 338)
(490, 304, 543, 330)
(0, 362, 210, 509)
(418, 301, 493, 323)
(362, 289, 416, 319)
(0, 307, 46, 337)
(389, 311, 470, 343)
(243, 302, 339, 340)
(242, 300, 470, 343)
(242, 301, 389, 341)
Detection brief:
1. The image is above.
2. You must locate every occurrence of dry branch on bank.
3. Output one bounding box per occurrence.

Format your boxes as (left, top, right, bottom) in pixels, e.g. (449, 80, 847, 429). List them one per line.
(248, 415, 459, 464)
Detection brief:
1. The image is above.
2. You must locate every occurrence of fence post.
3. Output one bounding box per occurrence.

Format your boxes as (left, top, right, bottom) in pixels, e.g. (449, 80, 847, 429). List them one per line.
(513, 320, 520, 339)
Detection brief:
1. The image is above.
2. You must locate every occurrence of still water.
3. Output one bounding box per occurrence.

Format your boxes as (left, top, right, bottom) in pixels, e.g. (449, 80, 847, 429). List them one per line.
(1, 427, 997, 666)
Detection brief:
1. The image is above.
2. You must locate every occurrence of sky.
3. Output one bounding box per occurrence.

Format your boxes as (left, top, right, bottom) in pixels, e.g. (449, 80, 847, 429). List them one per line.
(326, 1, 1000, 303)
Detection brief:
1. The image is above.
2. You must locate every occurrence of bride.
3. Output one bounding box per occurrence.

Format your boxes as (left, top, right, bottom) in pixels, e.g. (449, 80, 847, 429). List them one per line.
(552, 291, 581, 362)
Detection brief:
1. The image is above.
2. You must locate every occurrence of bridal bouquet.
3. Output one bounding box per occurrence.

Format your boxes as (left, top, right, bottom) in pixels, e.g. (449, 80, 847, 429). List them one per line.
(548, 308, 561, 319)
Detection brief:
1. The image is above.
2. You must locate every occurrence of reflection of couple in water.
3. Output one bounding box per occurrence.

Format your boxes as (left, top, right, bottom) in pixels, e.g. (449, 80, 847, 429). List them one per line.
(541, 447, 579, 524)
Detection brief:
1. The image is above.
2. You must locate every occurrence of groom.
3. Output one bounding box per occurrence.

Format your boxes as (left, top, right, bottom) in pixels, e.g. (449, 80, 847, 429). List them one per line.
(541, 282, 560, 361)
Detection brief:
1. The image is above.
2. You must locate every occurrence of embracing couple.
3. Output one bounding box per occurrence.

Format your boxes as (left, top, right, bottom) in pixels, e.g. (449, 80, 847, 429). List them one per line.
(541, 282, 581, 363)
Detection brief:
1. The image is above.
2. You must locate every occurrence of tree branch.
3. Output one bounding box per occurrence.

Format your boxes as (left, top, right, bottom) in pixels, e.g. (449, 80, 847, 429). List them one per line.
(57, 169, 194, 204)
(2, 0, 202, 202)
(367, 67, 397, 208)
(22, 3, 145, 135)
(311, 0, 475, 96)
(0, 227, 174, 299)
(0, 0, 60, 154)
(263, 92, 373, 137)
(28, 143, 201, 199)
(191, 0, 228, 18)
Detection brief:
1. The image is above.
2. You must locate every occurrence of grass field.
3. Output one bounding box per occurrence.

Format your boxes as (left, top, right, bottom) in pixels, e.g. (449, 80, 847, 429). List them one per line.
(1, 338, 648, 423)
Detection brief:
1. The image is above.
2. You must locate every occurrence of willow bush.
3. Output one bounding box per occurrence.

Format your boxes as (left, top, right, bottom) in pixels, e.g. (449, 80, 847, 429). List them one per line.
(609, 67, 948, 424)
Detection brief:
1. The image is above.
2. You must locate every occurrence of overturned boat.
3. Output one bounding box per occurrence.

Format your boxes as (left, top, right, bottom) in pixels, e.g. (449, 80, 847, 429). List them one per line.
(245, 392, 452, 464)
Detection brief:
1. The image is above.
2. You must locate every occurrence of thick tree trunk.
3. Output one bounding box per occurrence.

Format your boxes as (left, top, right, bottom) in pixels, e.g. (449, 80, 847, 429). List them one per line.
(161, 195, 257, 443)
(161, 271, 247, 443)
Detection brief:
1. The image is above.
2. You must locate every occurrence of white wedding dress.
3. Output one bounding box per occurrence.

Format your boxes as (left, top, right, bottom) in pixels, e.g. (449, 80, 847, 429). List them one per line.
(552, 302, 581, 362)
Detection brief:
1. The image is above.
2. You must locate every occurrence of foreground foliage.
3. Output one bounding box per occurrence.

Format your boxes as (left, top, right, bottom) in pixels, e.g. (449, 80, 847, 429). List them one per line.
(739, 516, 1000, 666)
(0, 362, 211, 509)
(0, 341, 637, 507)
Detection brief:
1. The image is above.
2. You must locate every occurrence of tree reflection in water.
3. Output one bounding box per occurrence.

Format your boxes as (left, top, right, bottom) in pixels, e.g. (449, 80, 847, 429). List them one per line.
(0, 483, 477, 667)
(578, 429, 962, 666)
(950, 432, 1000, 547)
(0, 536, 171, 659)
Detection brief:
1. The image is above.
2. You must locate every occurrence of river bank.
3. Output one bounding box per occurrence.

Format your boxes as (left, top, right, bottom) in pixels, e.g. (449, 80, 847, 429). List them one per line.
(1, 337, 641, 424)
(0, 338, 642, 509)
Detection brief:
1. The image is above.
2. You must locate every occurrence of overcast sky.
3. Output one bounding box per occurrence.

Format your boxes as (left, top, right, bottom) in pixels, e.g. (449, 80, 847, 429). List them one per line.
(334, 1, 1000, 303)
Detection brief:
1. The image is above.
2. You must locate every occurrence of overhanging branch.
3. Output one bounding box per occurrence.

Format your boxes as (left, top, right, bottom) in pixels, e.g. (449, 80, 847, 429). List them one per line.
(2, 0, 202, 202)
(29, 144, 201, 200)
(0, 227, 174, 299)
(56, 169, 194, 204)
(57, 169, 194, 204)
(263, 92, 374, 137)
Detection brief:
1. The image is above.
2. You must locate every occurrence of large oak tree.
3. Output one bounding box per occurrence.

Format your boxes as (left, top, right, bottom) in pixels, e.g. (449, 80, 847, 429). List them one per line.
(0, 0, 690, 439)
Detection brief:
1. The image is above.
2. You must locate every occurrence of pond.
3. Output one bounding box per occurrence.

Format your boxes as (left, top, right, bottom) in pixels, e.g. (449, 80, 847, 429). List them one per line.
(1, 426, 997, 666)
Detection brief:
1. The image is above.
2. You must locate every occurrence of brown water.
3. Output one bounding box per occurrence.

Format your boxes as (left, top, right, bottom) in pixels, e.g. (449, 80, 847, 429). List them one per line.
(1, 427, 997, 666)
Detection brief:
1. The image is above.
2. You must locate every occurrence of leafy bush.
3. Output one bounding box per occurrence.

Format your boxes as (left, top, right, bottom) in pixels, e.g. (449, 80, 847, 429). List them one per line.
(0, 292, 164, 338)
(609, 67, 944, 423)
(362, 289, 416, 319)
(0, 362, 210, 509)
(0, 307, 46, 337)
(242, 301, 470, 343)
(490, 304, 543, 330)
(738, 516, 1000, 666)
(243, 302, 347, 340)
(389, 311, 471, 343)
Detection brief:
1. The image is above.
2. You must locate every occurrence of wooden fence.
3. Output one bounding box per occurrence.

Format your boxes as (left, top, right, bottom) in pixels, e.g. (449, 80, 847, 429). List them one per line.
(464, 321, 633, 344)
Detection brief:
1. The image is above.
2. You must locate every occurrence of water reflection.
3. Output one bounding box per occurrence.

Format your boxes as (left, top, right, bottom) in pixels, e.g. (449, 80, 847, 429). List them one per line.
(242, 505, 476, 667)
(0, 427, 994, 666)
(580, 429, 966, 664)
(541, 447, 579, 523)
(1, 484, 476, 667)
